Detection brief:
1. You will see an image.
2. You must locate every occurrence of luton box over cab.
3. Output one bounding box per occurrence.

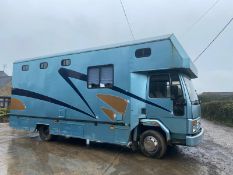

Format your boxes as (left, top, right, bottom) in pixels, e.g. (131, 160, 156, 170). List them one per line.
(9, 34, 203, 158)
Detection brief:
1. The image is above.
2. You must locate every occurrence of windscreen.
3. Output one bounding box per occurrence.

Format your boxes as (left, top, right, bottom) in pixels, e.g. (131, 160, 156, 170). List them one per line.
(183, 76, 199, 102)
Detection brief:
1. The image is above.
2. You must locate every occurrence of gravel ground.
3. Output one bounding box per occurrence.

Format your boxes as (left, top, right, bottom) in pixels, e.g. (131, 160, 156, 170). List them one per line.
(0, 119, 233, 175)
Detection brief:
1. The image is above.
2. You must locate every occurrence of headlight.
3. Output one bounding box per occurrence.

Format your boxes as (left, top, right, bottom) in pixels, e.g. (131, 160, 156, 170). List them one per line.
(192, 118, 201, 133)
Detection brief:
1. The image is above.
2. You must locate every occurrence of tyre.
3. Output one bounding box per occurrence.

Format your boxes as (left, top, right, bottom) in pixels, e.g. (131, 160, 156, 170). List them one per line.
(130, 141, 139, 152)
(38, 125, 53, 141)
(139, 130, 167, 158)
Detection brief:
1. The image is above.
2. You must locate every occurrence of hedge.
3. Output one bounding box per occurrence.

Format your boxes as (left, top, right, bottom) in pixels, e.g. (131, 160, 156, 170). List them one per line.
(201, 101, 233, 127)
(0, 108, 9, 123)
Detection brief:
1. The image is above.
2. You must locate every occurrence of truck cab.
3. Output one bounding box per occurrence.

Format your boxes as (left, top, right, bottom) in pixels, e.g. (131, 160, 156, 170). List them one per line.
(136, 71, 203, 158)
(127, 35, 204, 158)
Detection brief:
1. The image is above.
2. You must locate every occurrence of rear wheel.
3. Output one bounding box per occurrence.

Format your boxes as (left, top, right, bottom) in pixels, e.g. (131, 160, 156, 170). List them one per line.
(139, 130, 167, 158)
(38, 125, 53, 141)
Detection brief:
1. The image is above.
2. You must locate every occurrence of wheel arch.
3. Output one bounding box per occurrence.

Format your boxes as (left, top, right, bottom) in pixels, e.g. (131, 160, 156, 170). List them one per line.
(130, 119, 171, 143)
(35, 123, 50, 131)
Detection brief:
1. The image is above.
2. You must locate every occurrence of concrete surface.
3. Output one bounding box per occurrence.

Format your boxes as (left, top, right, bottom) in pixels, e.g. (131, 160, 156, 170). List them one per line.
(0, 119, 233, 175)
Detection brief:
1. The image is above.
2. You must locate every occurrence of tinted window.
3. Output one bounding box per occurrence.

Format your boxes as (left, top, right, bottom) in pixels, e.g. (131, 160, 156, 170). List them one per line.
(171, 74, 183, 99)
(88, 67, 100, 88)
(171, 74, 184, 116)
(40, 62, 48, 69)
(135, 48, 151, 58)
(149, 74, 170, 98)
(61, 59, 71, 66)
(88, 65, 113, 88)
(22, 65, 29, 71)
(100, 66, 113, 87)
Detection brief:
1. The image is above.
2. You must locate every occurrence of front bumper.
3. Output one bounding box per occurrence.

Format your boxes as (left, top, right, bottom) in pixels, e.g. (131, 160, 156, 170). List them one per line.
(186, 128, 204, 146)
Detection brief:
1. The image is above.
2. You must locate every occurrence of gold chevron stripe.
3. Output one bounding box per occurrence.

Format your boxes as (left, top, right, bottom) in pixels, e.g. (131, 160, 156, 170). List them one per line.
(9, 98, 26, 110)
(97, 94, 128, 114)
(101, 107, 115, 121)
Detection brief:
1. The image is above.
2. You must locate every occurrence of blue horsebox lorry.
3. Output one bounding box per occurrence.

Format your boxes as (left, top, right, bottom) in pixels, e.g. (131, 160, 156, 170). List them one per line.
(9, 34, 203, 158)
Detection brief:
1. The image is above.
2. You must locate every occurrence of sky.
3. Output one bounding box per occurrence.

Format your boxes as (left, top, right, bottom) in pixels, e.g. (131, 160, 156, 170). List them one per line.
(0, 0, 233, 93)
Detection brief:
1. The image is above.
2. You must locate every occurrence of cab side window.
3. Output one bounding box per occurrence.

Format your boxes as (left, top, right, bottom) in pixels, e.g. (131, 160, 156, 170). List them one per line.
(170, 74, 183, 99)
(171, 74, 184, 116)
(149, 74, 170, 98)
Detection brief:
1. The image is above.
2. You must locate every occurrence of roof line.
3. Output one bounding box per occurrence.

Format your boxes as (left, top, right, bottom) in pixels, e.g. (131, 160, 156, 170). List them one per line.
(14, 34, 173, 64)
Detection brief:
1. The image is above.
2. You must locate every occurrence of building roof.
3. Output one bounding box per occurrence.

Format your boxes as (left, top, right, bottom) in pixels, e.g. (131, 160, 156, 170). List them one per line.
(0, 71, 8, 77)
(0, 71, 12, 89)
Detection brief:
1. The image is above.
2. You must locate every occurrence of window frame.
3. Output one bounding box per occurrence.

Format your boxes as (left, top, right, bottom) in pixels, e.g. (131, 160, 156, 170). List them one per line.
(170, 74, 184, 99)
(148, 73, 171, 99)
(61, 59, 71, 66)
(87, 64, 114, 89)
(171, 74, 185, 116)
(40, 62, 48, 69)
(22, 65, 29, 71)
(183, 75, 198, 102)
(135, 48, 151, 58)
(148, 73, 185, 99)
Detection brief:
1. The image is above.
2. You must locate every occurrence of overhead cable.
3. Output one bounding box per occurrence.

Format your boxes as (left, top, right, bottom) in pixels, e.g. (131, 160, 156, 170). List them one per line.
(194, 17, 233, 63)
(119, 0, 135, 40)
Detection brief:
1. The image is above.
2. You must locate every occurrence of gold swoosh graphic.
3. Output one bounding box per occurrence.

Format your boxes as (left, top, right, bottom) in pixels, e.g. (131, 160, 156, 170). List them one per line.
(101, 107, 115, 121)
(9, 98, 26, 110)
(97, 94, 128, 115)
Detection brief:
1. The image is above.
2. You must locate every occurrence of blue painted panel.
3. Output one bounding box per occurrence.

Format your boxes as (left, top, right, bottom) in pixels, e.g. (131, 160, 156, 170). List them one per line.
(130, 73, 148, 129)
(59, 122, 84, 138)
(10, 35, 200, 146)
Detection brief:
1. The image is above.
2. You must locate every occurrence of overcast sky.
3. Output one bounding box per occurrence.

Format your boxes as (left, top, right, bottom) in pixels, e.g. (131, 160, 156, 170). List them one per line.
(0, 0, 232, 92)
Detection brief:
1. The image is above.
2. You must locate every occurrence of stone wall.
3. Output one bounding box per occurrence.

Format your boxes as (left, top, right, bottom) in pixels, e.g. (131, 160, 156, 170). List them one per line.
(0, 82, 12, 96)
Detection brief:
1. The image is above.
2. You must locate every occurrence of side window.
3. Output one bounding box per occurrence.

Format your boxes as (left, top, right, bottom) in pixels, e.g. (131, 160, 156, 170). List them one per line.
(88, 67, 100, 88)
(61, 59, 71, 66)
(170, 74, 183, 99)
(171, 74, 184, 116)
(135, 48, 151, 58)
(149, 74, 170, 98)
(88, 65, 113, 88)
(22, 65, 29, 71)
(100, 66, 113, 87)
(40, 62, 48, 69)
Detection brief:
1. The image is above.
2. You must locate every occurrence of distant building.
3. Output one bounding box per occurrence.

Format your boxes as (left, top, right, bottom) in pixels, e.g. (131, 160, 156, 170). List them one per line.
(0, 71, 12, 108)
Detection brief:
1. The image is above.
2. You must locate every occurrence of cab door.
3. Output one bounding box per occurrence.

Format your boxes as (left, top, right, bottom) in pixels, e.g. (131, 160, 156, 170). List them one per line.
(146, 73, 187, 134)
(146, 74, 173, 118)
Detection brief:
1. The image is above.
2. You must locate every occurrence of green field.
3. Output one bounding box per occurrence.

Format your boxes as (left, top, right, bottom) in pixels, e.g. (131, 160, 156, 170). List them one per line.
(199, 92, 233, 127)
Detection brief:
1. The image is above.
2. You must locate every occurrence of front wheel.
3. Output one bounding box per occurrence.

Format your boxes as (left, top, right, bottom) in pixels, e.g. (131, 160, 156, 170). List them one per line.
(139, 130, 167, 158)
(38, 125, 53, 141)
